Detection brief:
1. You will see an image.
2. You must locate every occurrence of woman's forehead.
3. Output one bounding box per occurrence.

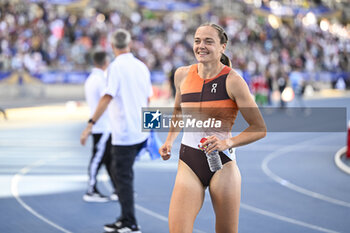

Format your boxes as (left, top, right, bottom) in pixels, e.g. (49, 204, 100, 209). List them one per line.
(194, 26, 218, 39)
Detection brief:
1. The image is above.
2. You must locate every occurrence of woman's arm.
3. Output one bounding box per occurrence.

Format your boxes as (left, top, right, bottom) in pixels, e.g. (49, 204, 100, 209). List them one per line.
(159, 66, 189, 160)
(204, 70, 266, 153)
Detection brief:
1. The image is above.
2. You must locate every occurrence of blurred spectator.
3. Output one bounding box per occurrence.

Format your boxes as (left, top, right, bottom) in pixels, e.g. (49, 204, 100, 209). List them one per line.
(277, 70, 288, 108)
(290, 66, 306, 107)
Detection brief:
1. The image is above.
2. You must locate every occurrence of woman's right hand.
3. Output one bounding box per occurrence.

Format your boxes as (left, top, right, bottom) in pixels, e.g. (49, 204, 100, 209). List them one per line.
(159, 143, 172, 160)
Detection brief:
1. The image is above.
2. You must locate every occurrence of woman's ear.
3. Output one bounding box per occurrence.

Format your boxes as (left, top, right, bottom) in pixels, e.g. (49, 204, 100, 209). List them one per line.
(221, 43, 226, 53)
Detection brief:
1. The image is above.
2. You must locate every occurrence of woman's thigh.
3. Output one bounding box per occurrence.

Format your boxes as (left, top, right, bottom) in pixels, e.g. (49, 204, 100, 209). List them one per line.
(209, 161, 241, 233)
(169, 160, 205, 233)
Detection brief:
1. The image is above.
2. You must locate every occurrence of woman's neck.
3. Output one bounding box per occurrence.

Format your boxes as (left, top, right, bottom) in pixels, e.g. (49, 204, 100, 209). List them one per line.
(197, 61, 224, 79)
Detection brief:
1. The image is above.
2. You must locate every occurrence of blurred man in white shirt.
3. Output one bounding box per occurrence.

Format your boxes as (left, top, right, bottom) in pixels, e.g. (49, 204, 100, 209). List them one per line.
(81, 29, 153, 233)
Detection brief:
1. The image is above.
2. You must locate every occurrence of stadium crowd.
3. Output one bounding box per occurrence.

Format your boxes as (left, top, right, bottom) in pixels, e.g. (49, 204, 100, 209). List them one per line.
(0, 1, 349, 90)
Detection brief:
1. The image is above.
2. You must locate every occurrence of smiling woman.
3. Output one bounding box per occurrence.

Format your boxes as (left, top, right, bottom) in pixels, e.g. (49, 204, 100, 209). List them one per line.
(159, 23, 266, 233)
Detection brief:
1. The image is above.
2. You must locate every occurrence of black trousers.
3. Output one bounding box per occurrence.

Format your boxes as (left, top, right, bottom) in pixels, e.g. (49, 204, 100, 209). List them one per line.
(89, 133, 116, 192)
(110, 140, 146, 226)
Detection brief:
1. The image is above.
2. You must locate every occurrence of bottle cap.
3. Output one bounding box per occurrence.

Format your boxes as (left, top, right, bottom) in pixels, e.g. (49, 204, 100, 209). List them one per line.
(198, 137, 208, 151)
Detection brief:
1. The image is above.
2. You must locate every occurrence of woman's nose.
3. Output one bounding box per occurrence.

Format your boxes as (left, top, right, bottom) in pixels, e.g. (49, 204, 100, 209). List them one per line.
(198, 41, 205, 48)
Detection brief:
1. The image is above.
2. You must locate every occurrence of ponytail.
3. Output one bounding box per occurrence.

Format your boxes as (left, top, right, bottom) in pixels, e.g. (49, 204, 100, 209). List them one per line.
(220, 53, 232, 67)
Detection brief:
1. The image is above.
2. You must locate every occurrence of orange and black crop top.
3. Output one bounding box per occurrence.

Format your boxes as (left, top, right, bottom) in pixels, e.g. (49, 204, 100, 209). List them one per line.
(180, 64, 238, 131)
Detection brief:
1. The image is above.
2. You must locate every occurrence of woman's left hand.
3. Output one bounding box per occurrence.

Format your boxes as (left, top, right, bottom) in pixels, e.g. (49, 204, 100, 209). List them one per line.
(202, 135, 231, 154)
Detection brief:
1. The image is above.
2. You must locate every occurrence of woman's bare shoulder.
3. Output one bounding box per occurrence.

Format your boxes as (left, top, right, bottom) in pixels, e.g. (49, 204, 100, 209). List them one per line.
(174, 65, 192, 86)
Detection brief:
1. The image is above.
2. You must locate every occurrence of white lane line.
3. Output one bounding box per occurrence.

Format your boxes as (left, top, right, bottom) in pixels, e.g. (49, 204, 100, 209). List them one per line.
(334, 146, 350, 175)
(241, 203, 339, 233)
(11, 156, 72, 233)
(134, 204, 168, 222)
(261, 134, 350, 208)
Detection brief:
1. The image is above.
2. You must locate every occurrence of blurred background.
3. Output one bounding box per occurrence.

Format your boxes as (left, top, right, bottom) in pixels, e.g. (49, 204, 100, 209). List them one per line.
(0, 0, 349, 108)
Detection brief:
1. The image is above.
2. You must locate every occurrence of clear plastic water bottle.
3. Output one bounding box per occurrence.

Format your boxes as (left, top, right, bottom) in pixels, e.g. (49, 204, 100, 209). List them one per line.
(198, 137, 223, 172)
(206, 150, 223, 172)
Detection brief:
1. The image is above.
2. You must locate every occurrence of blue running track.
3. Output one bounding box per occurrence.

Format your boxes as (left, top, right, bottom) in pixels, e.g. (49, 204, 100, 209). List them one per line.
(0, 97, 349, 233)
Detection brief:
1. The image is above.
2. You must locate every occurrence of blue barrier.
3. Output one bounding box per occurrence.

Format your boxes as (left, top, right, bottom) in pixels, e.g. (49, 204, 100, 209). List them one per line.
(0, 70, 348, 85)
(137, 0, 202, 12)
(35, 71, 89, 84)
(0, 72, 11, 81)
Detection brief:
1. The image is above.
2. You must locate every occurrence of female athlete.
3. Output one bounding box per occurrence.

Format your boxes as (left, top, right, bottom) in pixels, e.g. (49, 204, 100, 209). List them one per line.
(159, 23, 266, 233)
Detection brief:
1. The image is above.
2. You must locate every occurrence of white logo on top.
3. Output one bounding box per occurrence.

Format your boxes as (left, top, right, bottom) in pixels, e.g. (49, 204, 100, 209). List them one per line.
(211, 83, 217, 93)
